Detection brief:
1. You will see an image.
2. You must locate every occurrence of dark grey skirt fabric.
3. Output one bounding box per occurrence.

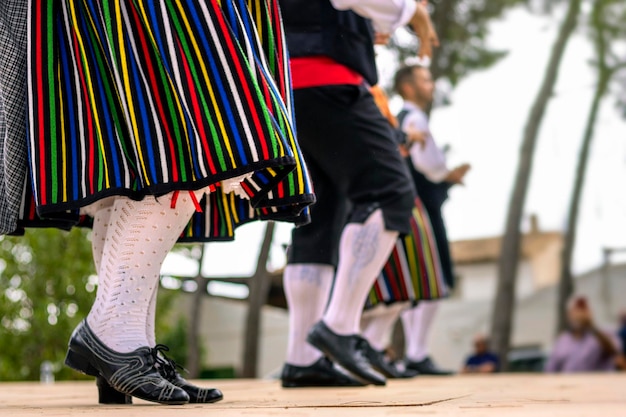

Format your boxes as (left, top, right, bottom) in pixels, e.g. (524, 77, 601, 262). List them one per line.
(0, 1, 28, 235)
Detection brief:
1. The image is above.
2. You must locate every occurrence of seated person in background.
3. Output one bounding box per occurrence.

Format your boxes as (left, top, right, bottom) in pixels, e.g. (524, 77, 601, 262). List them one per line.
(618, 311, 626, 355)
(615, 310, 626, 371)
(462, 334, 499, 374)
(545, 296, 620, 373)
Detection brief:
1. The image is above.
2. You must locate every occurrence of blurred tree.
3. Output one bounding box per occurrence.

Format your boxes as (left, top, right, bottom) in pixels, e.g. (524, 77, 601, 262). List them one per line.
(242, 222, 275, 378)
(387, 0, 528, 89)
(0, 228, 95, 381)
(187, 244, 206, 378)
(0, 227, 182, 381)
(491, 0, 582, 369)
(159, 314, 195, 370)
(557, 0, 626, 332)
(430, 0, 525, 85)
(388, 0, 566, 357)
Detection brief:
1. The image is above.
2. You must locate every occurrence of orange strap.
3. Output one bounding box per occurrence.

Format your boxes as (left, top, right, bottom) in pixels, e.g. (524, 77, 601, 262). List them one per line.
(369, 85, 399, 128)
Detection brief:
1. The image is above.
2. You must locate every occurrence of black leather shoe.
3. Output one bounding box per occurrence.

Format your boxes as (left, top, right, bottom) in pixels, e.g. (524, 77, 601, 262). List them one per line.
(405, 357, 454, 376)
(281, 357, 365, 388)
(97, 376, 132, 404)
(307, 321, 386, 386)
(65, 320, 189, 405)
(153, 345, 224, 404)
(397, 366, 420, 378)
(357, 338, 409, 379)
(95, 345, 224, 404)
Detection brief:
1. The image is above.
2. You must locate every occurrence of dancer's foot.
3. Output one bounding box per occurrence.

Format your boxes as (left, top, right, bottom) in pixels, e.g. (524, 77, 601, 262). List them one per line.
(65, 320, 189, 405)
(153, 345, 224, 403)
(357, 338, 408, 379)
(392, 360, 420, 378)
(95, 345, 224, 404)
(97, 376, 132, 404)
(405, 356, 454, 376)
(307, 321, 386, 386)
(281, 357, 365, 388)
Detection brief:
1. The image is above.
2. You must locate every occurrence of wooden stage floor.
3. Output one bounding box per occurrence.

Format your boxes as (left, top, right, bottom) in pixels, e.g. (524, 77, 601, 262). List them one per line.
(1, 374, 624, 416)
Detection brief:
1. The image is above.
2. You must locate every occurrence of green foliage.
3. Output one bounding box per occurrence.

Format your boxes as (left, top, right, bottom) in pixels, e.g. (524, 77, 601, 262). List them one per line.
(155, 285, 208, 373)
(159, 315, 189, 365)
(153, 288, 206, 369)
(0, 228, 189, 381)
(429, 0, 525, 85)
(590, 0, 626, 117)
(388, 0, 528, 86)
(0, 228, 96, 381)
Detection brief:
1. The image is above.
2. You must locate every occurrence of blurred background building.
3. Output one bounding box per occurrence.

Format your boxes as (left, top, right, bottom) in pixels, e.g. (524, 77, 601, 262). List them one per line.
(164, 220, 624, 376)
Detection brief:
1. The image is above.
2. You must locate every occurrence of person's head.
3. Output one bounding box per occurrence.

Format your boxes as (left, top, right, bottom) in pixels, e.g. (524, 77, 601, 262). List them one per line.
(567, 295, 591, 332)
(473, 334, 490, 355)
(393, 65, 434, 108)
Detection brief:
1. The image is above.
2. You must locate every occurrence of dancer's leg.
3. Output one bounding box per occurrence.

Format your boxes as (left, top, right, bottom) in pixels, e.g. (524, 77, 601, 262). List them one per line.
(284, 264, 334, 366)
(86, 191, 202, 353)
(323, 210, 399, 335)
(402, 300, 451, 375)
(89, 198, 115, 274)
(361, 302, 408, 351)
(402, 301, 439, 362)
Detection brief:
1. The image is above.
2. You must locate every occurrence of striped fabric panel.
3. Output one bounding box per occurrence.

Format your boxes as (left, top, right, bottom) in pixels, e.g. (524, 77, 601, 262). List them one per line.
(179, 0, 313, 241)
(183, 0, 313, 240)
(178, 186, 307, 242)
(27, 0, 311, 223)
(366, 198, 449, 309)
(238, 0, 313, 211)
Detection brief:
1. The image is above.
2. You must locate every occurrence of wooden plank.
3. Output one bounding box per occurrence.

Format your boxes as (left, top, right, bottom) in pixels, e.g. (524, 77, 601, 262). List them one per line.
(0, 374, 624, 416)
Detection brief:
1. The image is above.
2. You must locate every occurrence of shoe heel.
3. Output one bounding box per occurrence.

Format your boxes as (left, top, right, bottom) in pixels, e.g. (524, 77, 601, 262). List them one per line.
(97, 376, 132, 404)
(65, 349, 99, 376)
(281, 380, 298, 388)
(306, 330, 322, 351)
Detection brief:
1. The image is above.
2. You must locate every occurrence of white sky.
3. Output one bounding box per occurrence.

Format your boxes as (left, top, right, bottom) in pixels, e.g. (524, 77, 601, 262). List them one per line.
(162, 5, 626, 281)
(429, 7, 626, 273)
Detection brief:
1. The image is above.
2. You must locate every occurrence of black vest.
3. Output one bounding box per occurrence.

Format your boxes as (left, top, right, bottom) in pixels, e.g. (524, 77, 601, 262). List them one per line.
(279, 0, 378, 86)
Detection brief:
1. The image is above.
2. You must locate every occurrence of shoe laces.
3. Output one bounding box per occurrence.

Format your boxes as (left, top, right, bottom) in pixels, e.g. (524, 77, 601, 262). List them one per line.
(355, 336, 375, 355)
(151, 344, 188, 380)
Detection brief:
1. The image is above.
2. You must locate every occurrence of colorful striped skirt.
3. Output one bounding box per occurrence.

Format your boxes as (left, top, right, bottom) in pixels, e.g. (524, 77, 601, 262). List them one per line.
(365, 197, 449, 308)
(22, 0, 313, 240)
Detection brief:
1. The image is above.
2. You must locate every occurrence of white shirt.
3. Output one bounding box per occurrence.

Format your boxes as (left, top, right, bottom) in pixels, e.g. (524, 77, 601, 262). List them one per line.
(400, 101, 450, 183)
(330, 0, 417, 34)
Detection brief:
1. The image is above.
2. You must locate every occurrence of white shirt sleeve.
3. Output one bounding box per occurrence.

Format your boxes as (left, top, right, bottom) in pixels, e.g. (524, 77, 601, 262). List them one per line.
(330, 0, 417, 34)
(401, 111, 450, 183)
